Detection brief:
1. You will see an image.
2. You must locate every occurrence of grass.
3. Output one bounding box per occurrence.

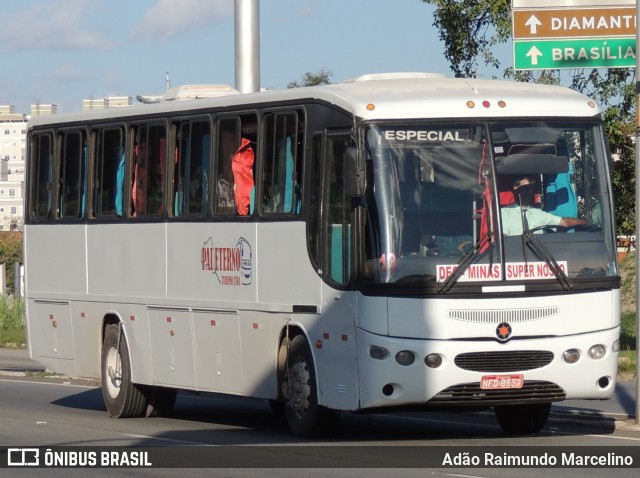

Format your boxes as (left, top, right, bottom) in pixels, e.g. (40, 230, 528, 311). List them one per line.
(0, 296, 25, 348)
(0, 327, 24, 348)
(618, 312, 637, 380)
(618, 252, 637, 380)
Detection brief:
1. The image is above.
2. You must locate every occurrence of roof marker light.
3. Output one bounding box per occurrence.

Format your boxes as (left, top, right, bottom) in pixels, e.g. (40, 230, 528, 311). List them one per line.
(588, 101, 596, 108)
(367, 103, 376, 111)
(498, 100, 507, 108)
(482, 100, 491, 108)
(466, 101, 475, 108)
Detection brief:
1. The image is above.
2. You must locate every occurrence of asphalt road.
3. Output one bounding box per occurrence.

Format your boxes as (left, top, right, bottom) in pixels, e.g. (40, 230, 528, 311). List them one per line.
(1, 347, 639, 477)
(1, 375, 640, 476)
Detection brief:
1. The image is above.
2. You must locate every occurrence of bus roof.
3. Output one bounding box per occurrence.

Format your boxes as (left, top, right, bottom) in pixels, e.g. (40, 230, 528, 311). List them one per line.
(27, 74, 601, 128)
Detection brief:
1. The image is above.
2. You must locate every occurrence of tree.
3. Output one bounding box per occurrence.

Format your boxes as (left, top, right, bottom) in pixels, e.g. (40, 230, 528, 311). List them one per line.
(288, 68, 333, 88)
(421, 0, 636, 234)
(421, 0, 511, 78)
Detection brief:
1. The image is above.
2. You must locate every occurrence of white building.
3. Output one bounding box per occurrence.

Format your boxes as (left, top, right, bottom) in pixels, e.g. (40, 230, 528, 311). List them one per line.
(0, 106, 27, 231)
(83, 96, 132, 111)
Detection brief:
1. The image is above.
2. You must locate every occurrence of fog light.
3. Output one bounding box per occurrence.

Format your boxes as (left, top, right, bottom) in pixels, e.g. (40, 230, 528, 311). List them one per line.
(395, 350, 416, 366)
(588, 344, 606, 360)
(369, 345, 389, 360)
(612, 339, 620, 353)
(562, 348, 581, 364)
(425, 353, 443, 368)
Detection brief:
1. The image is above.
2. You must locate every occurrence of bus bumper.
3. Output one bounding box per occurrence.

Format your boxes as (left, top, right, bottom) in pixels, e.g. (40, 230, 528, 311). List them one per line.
(356, 326, 620, 410)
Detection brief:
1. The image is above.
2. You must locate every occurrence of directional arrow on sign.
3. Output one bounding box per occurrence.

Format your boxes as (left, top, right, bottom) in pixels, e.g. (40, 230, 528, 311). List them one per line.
(525, 15, 542, 35)
(526, 46, 543, 65)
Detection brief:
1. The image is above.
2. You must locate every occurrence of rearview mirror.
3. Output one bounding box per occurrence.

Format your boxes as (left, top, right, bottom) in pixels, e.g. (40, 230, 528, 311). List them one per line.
(495, 154, 569, 175)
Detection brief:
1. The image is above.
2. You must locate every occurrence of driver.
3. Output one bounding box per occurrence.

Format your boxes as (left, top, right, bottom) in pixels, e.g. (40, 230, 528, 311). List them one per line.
(501, 177, 585, 236)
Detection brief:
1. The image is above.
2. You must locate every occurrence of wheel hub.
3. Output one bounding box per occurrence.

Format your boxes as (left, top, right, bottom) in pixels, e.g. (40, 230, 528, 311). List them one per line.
(105, 346, 122, 399)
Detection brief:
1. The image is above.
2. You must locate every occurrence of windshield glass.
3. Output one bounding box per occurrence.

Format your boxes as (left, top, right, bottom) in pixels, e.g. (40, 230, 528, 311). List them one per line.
(362, 121, 616, 289)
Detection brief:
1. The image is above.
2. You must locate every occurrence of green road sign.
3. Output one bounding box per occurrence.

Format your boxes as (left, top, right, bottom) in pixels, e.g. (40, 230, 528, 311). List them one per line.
(513, 37, 636, 70)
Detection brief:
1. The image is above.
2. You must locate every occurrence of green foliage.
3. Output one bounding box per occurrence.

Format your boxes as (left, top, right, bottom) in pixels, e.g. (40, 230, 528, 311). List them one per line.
(0, 296, 25, 346)
(620, 252, 636, 316)
(0, 296, 24, 330)
(620, 312, 636, 351)
(421, 0, 511, 78)
(288, 68, 333, 88)
(608, 250, 636, 378)
(0, 232, 23, 295)
(618, 349, 637, 379)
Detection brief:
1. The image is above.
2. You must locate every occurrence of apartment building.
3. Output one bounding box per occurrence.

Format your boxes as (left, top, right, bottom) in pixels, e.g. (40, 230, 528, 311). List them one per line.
(0, 106, 28, 231)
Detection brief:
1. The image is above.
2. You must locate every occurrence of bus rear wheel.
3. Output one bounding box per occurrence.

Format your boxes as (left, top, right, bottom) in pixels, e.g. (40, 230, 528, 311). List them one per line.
(494, 402, 551, 434)
(101, 324, 148, 418)
(283, 335, 337, 437)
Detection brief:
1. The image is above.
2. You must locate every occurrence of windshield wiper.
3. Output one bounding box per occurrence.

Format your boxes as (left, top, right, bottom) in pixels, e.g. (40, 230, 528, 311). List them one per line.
(521, 230, 572, 290)
(438, 230, 493, 294)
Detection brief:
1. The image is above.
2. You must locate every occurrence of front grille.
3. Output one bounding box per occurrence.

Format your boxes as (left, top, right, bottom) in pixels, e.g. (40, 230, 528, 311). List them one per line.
(454, 350, 554, 372)
(429, 380, 565, 406)
(447, 307, 559, 324)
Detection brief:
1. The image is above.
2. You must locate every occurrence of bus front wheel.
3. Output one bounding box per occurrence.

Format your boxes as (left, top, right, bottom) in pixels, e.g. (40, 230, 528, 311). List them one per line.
(101, 324, 148, 418)
(494, 402, 551, 434)
(283, 335, 337, 437)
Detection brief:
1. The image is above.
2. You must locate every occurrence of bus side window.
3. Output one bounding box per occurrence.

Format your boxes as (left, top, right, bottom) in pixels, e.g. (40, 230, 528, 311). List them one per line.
(216, 118, 239, 214)
(309, 133, 353, 285)
(232, 137, 254, 215)
(215, 115, 257, 216)
(131, 124, 166, 217)
(93, 128, 124, 218)
(59, 131, 86, 219)
(30, 132, 54, 220)
(326, 135, 353, 284)
(173, 120, 211, 217)
(261, 111, 303, 215)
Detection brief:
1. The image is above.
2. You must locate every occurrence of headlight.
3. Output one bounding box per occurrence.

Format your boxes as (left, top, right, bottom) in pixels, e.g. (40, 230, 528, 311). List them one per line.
(395, 350, 416, 366)
(369, 345, 389, 360)
(588, 344, 606, 360)
(562, 348, 581, 364)
(612, 339, 620, 353)
(425, 353, 443, 368)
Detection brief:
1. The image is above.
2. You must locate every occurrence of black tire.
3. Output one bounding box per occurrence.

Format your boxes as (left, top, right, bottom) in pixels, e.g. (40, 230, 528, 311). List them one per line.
(101, 324, 147, 418)
(283, 335, 338, 437)
(145, 386, 177, 417)
(494, 402, 551, 434)
(268, 399, 286, 416)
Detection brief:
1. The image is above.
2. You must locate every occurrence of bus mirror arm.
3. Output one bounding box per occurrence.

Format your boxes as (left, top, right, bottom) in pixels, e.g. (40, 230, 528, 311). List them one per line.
(344, 146, 365, 197)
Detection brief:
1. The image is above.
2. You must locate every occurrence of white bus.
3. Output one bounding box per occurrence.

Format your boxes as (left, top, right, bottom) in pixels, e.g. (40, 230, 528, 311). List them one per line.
(24, 73, 620, 437)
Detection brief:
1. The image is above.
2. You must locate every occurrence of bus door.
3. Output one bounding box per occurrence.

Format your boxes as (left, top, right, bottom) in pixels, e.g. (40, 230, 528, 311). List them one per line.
(310, 130, 359, 410)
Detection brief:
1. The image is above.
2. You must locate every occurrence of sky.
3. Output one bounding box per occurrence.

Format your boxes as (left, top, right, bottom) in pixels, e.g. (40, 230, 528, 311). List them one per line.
(0, 0, 511, 114)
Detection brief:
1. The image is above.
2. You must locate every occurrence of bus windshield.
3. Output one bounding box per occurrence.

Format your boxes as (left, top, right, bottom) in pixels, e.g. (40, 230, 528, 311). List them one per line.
(362, 120, 616, 288)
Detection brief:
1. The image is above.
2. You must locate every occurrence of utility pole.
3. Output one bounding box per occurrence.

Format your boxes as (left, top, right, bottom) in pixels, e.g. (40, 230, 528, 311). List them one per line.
(234, 0, 260, 94)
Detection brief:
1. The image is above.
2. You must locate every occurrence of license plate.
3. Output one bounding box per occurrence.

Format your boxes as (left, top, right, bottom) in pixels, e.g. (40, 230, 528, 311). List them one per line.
(480, 374, 524, 390)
